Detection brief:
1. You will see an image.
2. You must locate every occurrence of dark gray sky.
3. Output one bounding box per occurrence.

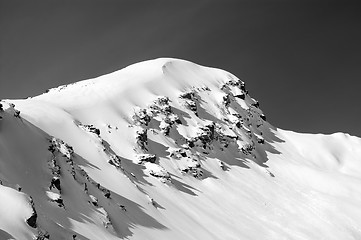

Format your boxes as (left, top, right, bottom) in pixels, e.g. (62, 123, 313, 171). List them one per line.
(1, 0, 360, 136)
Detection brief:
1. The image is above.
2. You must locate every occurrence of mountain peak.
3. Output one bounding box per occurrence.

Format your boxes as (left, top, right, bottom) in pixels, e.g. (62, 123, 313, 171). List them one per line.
(1, 59, 361, 240)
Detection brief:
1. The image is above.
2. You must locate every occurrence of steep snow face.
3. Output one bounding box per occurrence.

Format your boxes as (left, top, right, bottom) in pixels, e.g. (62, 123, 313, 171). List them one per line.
(1, 58, 361, 240)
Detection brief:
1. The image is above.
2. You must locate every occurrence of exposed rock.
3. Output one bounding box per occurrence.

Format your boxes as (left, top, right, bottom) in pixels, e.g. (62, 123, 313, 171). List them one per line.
(26, 212, 38, 228)
(171, 114, 182, 124)
(104, 190, 111, 199)
(98, 207, 112, 228)
(222, 94, 231, 107)
(198, 123, 215, 143)
(186, 138, 196, 148)
(240, 82, 246, 91)
(149, 170, 171, 181)
(179, 91, 195, 100)
(135, 128, 148, 150)
(255, 134, 265, 144)
(50, 138, 74, 159)
(159, 120, 171, 135)
(223, 78, 245, 89)
(49, 177, 61, 191)
(154, 96, 170, 106)
(5, 103, 21, 117)
(48, 158, 61, 176)
(169, 148, 188, 159)
(149, 96, 172, 115)
(83, 124, 101, 136)
(35, 230, 50, 240)
(108, 155, 121, 168)
(119, 205, 127, 211)
(235, 120, 243, 128)
(188, 123, 216, 148)
(179, 91, 198, 114)
(137, 154, 157, 164)
(26, 197, 37, 228)
(133, 108, 151, 126)
(239, 141, 255, 155)
(47, 144, 56, 153)
(217, 160, 226, 171)
(13, 109, 21, 118)
(221, 78, 247, 101)
(252, 101, 260, 108)
(181, 166, 203, 179)
(234, 92, 245, 100)
(146, 195, 155, 206)
(159, 114, 181, 136)
(89, 195, 98, 206)
(184, 100, 197, 113)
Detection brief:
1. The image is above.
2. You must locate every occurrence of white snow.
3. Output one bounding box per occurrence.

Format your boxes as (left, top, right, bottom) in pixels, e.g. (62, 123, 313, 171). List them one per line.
(46, 191, 61, 201)
(1, 58, 361, 239)
(0, 185, 35, 239)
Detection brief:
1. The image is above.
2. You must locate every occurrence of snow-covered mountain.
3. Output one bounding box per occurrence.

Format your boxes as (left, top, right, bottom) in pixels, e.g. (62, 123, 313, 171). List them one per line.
(1, 58, 361, 240)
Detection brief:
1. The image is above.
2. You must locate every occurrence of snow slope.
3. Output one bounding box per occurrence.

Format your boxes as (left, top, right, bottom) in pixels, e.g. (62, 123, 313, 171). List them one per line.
(1, 58, 361, 240)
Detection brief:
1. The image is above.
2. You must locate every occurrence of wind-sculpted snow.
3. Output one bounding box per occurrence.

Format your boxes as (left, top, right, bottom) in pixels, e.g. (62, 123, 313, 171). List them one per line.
(1, 58, 361, 239)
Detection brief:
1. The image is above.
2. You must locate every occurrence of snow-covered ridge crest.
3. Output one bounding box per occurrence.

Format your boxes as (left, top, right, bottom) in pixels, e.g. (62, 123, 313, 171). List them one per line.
(34, 58, 261, 114)
(1, 58, 361, 240)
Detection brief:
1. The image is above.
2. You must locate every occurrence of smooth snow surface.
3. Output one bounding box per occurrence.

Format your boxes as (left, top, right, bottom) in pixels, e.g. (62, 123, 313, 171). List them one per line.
(1, 58, 361, 239)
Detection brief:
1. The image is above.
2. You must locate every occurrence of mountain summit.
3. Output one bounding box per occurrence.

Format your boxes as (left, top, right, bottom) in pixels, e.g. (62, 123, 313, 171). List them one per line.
(1, 58, 361, 240)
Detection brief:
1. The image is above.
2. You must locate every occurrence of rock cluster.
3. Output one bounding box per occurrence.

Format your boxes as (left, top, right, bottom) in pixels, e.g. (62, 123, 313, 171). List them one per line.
(179, 91, 197, 114)
(186, 122, 215, 149)
(82, 124, 101, 136)
(170, 148, 203, 178)
(49, 137, 74, 159)
(132, 108, 151, 126)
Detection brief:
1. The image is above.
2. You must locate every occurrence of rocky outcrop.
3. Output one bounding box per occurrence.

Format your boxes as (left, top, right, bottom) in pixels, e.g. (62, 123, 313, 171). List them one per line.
(80, 124, 101, 136)
(186, 122, 215, 149)
(181, 164, 203, 178)
(89, 195, 98, 206)
(133, 108, 151, 126)
(169, 148, 203, 178)
(179, 91, 198, 114)
(49, 138, 74, 159)
(137, 154, 157, 164)
(49, 177, 61, 191)
(135, 128, 148, 150)
(149, 96, 172, 115)
(107, 154, 122, 168)
(26, 197, 37, 228)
